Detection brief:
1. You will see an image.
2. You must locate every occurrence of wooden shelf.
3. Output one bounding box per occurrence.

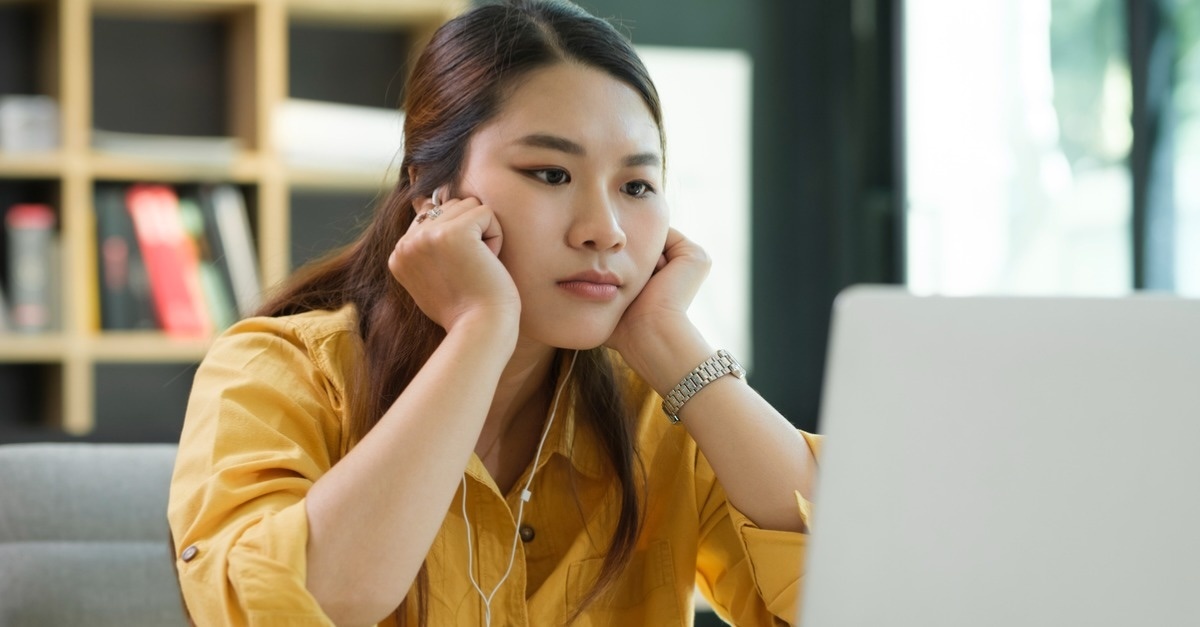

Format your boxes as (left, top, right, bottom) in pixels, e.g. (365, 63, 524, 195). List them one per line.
(0, 335, 70, 363)
(88, 333, 213, 362)
(0, 0, 467, 438)
(285, 165, 396, 191)
(287, 0, 457, 25)
(0, 152, 65, 179)
(90, 0, 259, 19)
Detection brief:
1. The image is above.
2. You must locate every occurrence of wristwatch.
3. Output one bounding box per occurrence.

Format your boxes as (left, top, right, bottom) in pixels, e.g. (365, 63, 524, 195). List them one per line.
(661, 349, 746, 424)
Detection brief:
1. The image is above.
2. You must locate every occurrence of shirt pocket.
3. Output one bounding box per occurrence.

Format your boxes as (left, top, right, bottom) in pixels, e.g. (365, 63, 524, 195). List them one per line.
(566, 539, 683, 627)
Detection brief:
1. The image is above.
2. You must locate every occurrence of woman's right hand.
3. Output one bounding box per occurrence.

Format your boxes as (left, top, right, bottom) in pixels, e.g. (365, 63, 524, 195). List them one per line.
(388, 194, 521, 333)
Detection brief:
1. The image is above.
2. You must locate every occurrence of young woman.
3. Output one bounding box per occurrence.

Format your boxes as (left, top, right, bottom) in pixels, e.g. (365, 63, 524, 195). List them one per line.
(167, 1, 820, 625)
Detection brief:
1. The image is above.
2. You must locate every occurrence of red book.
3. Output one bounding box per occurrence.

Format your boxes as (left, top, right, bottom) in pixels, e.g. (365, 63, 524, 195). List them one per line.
(125, 184, 211, 337)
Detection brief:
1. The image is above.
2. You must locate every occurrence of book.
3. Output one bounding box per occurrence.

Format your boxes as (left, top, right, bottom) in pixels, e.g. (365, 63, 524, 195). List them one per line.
(177, 192, 237, 331)
(4, 203, 56, 333)
(94, 184, 157, 330)
(0, 280, 9, 331)
(202, 184, 261, 317)
(125, 184, 211, 337)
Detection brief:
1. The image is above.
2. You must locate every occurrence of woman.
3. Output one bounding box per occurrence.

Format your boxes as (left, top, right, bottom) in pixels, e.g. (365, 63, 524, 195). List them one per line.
(167, 1, 820, 625)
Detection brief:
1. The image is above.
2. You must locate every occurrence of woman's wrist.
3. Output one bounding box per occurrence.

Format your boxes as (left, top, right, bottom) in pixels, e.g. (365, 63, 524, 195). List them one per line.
(619, 317, 714, 397)
(446, 306, 521, 352)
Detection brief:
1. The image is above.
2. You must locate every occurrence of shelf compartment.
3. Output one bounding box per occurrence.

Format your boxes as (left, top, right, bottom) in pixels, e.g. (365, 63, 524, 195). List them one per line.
(1, 178, 64, 335)
(91, 7, 259, 149)
(91, 361, 197, 441)
(0, 0, 63, 153)
(289, 188, 377, 270)
(287, 19, 413, 109)
(0, 361, 64, 440)
(0, 1, 59, 97)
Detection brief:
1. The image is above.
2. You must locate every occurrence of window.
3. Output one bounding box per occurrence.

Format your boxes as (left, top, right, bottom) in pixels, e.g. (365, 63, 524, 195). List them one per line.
(1173, 1, 1200, 295)
(904, 0, 1196, 296)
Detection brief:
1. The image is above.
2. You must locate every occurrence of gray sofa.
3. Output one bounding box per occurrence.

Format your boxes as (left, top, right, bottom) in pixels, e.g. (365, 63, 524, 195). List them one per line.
(0, 442, 189, 626)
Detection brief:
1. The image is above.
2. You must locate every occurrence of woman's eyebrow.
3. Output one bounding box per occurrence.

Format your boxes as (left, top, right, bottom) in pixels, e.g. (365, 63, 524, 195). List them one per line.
(515, 133, 661, 167)
(623, 152, 661, 168)
(516, 133, 585, 155)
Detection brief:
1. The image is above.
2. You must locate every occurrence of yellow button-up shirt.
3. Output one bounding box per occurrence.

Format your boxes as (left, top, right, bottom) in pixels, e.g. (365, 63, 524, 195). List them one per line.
(168, 306, 820, 626)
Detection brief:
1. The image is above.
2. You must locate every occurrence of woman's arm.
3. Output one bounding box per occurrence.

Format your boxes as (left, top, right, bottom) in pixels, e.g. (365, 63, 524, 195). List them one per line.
(307, 196, 521, 626)
(609, 228, 816, 534)
(624, 321, 815, 533)
(304, 309, 517, 626)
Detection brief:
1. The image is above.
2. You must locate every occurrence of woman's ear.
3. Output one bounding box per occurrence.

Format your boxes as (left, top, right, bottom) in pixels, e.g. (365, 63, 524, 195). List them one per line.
(408, 166, 435, 214)
(411, 192, 436, 215)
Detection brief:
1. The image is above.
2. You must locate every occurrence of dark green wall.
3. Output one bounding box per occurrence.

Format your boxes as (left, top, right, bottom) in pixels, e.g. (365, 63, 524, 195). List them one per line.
(567, 0, 901, 431)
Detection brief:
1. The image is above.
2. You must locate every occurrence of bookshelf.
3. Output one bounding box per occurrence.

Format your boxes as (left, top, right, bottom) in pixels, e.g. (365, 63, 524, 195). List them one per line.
(0, 0, 465, 439)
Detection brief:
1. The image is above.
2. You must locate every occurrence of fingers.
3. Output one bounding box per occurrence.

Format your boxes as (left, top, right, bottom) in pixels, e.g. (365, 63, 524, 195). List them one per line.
(407, 194, 504, 257)
(661, 227, 711, 272)
(407, 195, 481, 232)
(390, 192, 519, 331)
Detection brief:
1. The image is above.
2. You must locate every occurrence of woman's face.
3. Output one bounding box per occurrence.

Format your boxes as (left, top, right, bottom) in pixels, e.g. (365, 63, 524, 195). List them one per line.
(457, 62, 669, 350)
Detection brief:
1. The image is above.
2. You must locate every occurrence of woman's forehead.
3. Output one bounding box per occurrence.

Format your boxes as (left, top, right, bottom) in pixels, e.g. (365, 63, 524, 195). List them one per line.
(480, 63, 662, 159)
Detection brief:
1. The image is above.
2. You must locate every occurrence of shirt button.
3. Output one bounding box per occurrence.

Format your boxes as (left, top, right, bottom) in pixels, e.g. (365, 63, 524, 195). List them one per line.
(519, 524, 536, 543)
(181, 545, 199, 562)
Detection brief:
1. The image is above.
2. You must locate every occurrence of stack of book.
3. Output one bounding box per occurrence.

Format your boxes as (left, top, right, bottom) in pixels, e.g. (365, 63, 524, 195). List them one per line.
(0, 95, 60, 153)
(94, 183, 260, 337)
(4, 202, 58, 334)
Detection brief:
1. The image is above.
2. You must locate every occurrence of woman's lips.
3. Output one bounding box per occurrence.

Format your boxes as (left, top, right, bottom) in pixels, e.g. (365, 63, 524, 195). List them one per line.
(557, 280, 620, 301)
(557, 269, 622, 301)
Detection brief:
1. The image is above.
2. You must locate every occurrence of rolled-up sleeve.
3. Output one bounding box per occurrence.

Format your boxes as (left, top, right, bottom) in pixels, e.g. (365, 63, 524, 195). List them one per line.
(167, 318, 350, 626)
(694, 431, 822, 626)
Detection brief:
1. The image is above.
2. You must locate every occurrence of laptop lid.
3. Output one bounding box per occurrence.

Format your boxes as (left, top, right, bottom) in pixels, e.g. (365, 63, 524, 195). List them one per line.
(800, 286, 1200, 627)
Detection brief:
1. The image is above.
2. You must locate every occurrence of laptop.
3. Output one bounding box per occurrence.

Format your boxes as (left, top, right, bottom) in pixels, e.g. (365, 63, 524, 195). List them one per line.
(800, 286, 1200, 627)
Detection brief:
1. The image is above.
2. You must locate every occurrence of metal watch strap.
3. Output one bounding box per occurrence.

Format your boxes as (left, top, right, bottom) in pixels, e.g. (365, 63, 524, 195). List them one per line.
(661, 349, 747, 424)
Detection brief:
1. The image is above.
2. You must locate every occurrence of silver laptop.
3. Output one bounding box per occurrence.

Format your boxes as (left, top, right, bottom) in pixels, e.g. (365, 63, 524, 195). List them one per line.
(800, 286, 1200, 627)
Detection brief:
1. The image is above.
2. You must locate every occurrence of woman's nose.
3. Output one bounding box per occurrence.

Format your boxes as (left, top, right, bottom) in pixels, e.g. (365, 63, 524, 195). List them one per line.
(567, 190, 626, 252)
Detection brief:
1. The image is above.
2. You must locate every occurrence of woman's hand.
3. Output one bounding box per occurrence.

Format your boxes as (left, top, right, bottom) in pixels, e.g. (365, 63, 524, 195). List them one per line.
(606, 227, 711, 360)
(388, 194, 521, 333)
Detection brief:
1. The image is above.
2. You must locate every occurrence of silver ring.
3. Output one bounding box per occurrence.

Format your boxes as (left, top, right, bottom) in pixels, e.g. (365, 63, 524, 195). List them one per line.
(414, 207, 443, 224)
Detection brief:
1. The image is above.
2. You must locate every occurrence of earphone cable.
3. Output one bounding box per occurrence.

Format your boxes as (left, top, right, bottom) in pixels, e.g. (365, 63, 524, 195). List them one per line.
(461, 349, 580, 627)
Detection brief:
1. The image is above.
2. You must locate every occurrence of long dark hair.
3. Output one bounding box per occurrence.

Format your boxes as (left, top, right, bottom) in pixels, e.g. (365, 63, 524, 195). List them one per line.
(257, 0, 664, 622)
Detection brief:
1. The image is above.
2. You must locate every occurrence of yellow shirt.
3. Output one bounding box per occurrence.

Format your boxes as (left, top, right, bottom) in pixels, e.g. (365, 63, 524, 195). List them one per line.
(168, 305, 821, 626)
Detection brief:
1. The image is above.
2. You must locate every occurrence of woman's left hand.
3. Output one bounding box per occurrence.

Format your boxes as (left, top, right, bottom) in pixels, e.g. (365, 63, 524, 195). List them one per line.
(606, 227, 710, 359)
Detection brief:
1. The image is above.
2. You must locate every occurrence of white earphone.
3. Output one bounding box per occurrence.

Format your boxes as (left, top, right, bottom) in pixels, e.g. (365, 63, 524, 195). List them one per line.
(460, 349, 580, 627)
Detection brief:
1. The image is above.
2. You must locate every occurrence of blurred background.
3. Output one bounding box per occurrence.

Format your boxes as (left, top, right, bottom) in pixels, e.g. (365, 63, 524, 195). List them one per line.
(0, 0, 1196, 443)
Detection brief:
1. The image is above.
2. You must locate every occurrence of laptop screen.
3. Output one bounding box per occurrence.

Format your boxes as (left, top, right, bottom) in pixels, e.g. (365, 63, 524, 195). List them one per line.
(801, 287, 1200, 627)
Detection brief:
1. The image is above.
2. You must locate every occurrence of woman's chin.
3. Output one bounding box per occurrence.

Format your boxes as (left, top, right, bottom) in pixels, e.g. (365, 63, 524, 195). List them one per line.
(520, 320, 617, 352)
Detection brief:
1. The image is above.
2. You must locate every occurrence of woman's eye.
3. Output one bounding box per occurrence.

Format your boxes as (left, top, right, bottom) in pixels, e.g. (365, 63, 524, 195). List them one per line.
(531, 169, 570, 185)
(622, 180, 654, 197)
